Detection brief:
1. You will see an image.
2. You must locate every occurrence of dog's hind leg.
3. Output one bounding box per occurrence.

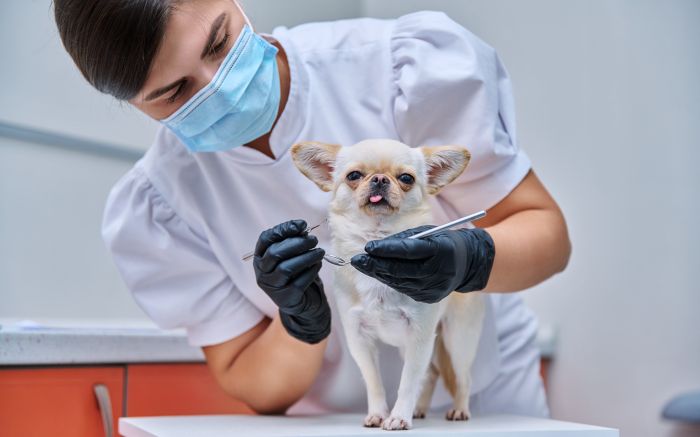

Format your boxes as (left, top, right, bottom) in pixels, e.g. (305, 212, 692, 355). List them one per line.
(439, 293, 486, 421)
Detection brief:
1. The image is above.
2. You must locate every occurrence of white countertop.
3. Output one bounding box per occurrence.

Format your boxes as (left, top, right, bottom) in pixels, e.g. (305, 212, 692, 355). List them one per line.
(0, 318, 203, 365)
(119, 414, 618, 437)
(0, 319, 555, 366)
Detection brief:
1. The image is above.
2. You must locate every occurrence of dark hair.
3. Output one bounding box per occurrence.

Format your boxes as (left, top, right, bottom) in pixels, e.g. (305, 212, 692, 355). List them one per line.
(53, 0, 175, 100)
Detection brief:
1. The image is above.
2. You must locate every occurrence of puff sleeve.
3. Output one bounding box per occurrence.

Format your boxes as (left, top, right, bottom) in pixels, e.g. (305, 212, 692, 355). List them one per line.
(391, 11, 532, 213)
(101, 166, 265, 346)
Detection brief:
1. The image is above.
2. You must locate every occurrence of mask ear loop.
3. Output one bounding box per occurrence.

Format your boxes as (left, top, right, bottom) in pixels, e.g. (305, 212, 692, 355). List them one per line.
(233, 0, 254, 30)
(233, 0, 281, 48)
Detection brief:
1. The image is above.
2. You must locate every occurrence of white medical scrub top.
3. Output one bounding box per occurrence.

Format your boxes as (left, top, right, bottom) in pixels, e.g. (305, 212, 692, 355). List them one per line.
(102, 11, 543, 415)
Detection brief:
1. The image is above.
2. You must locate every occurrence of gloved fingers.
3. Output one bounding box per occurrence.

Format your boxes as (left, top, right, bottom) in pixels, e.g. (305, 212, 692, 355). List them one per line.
(384, 225, 435, 240)
(288, 260, 324, 296)
(258, 261, 322, 308)
(350, 253, 434, 279)
(283, 267, 327, 316)
(262, 248, 325, 288)
(265, 283, 306, 310)
(350, 254, 376, 276)
(350, 254, 379, 277)
(256, 235, 318, 273)
(364, 236, 437, 260)
(254, 219, 308, 257)
(362, 225, 434, 259)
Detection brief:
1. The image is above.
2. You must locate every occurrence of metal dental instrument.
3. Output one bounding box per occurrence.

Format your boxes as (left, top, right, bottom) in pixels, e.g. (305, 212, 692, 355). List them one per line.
(407, 210, 487, 240)
(241, 210, 487, 267)
(241, 221, 325, 262)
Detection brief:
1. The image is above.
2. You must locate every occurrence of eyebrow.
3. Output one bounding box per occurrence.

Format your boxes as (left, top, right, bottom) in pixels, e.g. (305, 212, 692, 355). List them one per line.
(145, 78, 186, 102)
(200, 13, 227, 59)
(144, 13, 227, 102)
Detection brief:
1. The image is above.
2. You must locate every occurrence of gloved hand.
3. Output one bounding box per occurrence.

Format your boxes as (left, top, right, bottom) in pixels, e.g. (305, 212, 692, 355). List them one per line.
(350, 225, 495, 304)
(253, 219, 331, 344)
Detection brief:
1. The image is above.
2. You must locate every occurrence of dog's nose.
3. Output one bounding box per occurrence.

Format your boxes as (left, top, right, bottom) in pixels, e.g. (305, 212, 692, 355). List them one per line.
(371, 174, 390, 187)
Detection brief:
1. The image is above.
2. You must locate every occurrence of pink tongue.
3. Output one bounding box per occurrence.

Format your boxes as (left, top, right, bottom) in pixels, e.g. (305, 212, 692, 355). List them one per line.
(369, 195, 383, 203)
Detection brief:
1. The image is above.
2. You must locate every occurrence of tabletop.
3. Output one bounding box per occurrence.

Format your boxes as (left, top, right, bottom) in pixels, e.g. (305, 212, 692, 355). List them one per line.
(119, 414, 618, 437)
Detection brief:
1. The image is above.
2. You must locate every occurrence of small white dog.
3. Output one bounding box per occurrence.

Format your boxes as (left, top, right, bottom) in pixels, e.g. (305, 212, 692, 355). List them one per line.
(291, 139, 485, 431)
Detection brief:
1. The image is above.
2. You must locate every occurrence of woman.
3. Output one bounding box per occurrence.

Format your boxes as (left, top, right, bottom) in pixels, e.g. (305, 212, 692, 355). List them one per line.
(54, 0, 570, 417)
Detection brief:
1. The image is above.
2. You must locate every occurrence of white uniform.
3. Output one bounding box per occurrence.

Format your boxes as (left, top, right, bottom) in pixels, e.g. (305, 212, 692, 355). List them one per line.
(102, 11, 548, 416)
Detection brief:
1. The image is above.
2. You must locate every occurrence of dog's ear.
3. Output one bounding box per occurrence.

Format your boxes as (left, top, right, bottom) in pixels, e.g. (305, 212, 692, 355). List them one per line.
(421, 146, 471, 195)
(290, 142, 341, 192)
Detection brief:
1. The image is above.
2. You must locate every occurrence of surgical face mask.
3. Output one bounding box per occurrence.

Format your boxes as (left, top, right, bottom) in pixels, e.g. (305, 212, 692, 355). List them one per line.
(160, 24, 280, 152)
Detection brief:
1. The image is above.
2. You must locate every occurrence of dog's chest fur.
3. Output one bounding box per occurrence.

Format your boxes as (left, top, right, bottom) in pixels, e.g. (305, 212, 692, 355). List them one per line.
(330, 213, 443, 348)
(350, 270, 433, 347)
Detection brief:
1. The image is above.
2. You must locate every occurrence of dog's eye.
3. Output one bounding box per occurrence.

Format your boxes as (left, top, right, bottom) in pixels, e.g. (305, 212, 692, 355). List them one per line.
(346, 171, 363, 181)
(398, 173, 415, 185)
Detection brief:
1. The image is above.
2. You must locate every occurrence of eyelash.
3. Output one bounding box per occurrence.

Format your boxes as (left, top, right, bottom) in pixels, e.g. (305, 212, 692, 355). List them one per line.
(209, 32, 230, 56)
(165, 83, 186, 104)
(165, 32, 231, 104)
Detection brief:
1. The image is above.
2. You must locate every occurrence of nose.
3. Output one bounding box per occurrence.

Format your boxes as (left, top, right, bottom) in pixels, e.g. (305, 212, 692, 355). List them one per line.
(371, 174, 390, 187)
(195, 56, 227, 90)
(200, 62, 222, 85)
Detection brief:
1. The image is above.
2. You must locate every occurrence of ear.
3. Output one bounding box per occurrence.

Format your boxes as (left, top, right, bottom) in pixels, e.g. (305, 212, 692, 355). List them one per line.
(290, 142, 342, 191)
(421, 145, 471, 195)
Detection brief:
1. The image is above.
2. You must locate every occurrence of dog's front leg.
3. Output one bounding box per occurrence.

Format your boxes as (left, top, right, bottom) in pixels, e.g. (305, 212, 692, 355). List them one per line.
(384, 307, 442, 431)
(341, 305, 389, 427)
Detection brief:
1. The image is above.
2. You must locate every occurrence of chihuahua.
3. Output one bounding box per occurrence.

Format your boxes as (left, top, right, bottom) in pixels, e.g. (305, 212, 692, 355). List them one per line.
(291, 139, 485, 430)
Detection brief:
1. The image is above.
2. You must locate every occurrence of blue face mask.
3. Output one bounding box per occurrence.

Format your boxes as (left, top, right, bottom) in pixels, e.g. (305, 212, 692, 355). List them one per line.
(161, 24, 281, 152)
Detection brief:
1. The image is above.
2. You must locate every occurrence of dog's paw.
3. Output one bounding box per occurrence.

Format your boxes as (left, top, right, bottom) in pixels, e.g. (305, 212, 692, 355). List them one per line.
(412, 407, 427, 419)
(445, 408, 470, 421)
(363, 413, 385, 428)
(382, 415, 412, 430)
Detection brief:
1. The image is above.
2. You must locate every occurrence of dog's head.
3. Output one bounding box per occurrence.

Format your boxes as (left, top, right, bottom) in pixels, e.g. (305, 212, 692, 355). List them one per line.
(291, 139, 470, 217)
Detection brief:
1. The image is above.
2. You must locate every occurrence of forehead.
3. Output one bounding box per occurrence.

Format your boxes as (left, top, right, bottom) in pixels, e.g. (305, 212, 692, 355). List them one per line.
(135, 0, 239, 98)
(336, 140, 424, 172)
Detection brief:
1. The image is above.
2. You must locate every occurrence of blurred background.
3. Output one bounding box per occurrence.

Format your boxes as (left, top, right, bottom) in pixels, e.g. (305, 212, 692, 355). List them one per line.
(1, 1, 698, 436)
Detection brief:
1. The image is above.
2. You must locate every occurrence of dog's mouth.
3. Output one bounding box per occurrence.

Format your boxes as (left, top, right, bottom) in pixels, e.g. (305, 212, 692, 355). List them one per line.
(369, 194, 385, 204)
(363, 192, 396, 213)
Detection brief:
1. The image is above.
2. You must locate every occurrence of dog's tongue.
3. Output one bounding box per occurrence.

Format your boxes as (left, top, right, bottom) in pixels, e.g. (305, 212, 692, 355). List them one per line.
(369, 194, 383, 203)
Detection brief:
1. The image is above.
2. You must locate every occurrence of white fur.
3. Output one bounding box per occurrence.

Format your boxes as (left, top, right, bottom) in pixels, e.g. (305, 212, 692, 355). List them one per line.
(291, 139, 484, 430)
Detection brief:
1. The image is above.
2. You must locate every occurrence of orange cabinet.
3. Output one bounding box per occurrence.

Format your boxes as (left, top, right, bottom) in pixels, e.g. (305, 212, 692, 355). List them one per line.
(0, 364, 251, 437)
(125, 363, 253, 416)
(0, 360, 550, 437)
(0, 366, 124, 437)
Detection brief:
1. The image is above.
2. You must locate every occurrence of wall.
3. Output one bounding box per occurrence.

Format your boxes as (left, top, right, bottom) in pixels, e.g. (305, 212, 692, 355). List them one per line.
(0, 0, 158, 151)
(241, 0, 361, 35)
(362, 1, 700, 436)
(0, 137, 142, 320)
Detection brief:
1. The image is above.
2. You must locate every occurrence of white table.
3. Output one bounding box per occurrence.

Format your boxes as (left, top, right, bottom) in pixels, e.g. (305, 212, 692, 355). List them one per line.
(119, 414, 618, 437)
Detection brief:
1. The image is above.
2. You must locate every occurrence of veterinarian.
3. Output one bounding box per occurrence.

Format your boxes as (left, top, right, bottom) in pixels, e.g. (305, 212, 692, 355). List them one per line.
(55, 0, 570, 418)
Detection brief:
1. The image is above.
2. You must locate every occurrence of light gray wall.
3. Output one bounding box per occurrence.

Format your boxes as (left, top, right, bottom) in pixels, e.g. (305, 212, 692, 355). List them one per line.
(363, 1, 700, 436)
(241, 0, 361, 33)
(0, 137, 142, 320)
(0, 0, 159, 151)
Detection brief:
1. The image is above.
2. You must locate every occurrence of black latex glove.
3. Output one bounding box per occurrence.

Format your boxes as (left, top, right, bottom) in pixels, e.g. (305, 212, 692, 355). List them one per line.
(350, 225, 495, 304)
(253, 219, 331, 344)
